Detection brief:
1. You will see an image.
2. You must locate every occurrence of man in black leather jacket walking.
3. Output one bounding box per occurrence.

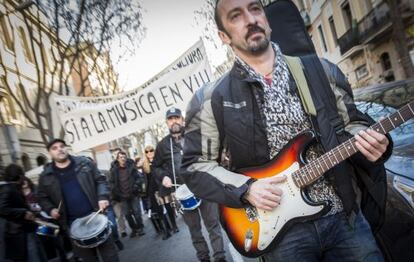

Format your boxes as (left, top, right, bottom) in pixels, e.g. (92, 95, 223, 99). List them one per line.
(109, 151, 145, 237)
(38, 139, 119, 262)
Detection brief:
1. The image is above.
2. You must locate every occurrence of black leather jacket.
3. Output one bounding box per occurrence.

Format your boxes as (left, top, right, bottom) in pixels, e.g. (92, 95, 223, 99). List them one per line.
(109, 159, 144, 201)
(152, 134, 185, 197)
(0, 182, 33, 227)
(181, 56, 393, 219)
(37, 155, 109, 227)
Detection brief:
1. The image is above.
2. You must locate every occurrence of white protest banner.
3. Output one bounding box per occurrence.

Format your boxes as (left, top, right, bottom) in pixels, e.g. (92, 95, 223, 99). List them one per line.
(54, 40, 212, 152)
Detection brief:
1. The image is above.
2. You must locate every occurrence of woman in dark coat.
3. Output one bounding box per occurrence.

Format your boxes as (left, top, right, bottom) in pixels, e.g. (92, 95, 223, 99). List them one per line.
(0, 164, 46, 262)
(143, 145, 172, 240)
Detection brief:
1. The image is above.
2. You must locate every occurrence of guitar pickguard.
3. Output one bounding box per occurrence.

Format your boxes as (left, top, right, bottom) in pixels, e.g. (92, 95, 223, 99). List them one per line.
(255, 162, 324, 251)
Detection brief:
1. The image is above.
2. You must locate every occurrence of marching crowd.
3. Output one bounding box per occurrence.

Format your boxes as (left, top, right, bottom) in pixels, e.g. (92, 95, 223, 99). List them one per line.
(0, 0, 393, 261)
(0, 107, 226, 262)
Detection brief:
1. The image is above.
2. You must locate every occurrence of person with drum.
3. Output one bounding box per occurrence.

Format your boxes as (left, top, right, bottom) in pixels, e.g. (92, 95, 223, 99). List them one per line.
(0, 164, 48, 262)
(109, 151, 145, 238)
(21, 175, 69, 262)
(37, 139, 119, 262)
(152, 108, 226, 262)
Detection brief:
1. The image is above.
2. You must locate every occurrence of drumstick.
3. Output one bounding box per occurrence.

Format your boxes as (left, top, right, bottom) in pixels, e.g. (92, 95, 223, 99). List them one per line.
(34, 218, 45, 226)
(34, 219, 59, 229)
(85, 208, 103, 225)
(57, 201, 62, 213)
(171, 184, 181, 187)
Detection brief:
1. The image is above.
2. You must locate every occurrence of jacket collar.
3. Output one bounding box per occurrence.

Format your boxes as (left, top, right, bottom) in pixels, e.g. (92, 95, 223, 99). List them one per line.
(42, 155, 83, 176)
(112, 158, 134, 171)
(230, 41, 282, 84)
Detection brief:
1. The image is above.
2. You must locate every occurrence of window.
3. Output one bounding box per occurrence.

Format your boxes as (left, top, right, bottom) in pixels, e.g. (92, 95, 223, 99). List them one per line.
(380, 52, 395, 82)
(40, 44, 49, 70)
(15, 83, 32, 126)
(318, 25, 328, 52)
(21, 153, 32, 171)
(0, 78, 17, 123)
(18, 26, 34, 63)
(341, 2, 353, 31)
(380, 52, 392, 71)
(0, 13, 14, 51)
(36, 155, 47, 166)
(328, 16, 338, 47)
(0, 96, 12, 124)
(355, 64, 368, 80)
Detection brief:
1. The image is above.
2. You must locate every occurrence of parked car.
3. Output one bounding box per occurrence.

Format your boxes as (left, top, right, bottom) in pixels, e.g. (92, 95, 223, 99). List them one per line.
(355, 79, 414, 262)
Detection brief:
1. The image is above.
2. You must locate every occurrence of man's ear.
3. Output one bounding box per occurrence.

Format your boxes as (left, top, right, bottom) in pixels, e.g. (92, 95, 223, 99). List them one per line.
(218, 30, 231, 45)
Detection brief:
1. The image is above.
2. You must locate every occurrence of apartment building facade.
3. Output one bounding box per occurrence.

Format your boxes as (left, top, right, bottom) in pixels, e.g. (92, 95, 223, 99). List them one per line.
(293, 0, 414, 88)
(0, 0, 121, 171)
(0, 0, 74, 171)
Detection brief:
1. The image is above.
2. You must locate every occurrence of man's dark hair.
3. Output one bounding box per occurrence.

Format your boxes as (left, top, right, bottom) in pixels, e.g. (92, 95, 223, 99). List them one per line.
(116, 151, 127, 159)
(4, 163, 25, 182)
(214, 0, 265, 32)
(46, 138, 67, 151)
(214, 0, 225, 32)
(21, 176, 35, 192)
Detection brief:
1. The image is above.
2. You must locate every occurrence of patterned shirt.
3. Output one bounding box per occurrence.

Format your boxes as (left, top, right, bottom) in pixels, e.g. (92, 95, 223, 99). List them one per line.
(235, 42, 343, 216)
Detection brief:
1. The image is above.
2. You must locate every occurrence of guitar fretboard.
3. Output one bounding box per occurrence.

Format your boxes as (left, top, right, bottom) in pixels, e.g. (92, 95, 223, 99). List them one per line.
(292, 101, 414, 188)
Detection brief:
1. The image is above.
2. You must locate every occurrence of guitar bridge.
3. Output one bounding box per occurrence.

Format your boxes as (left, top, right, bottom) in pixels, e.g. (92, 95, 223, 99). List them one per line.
(244, 206, 258, 222)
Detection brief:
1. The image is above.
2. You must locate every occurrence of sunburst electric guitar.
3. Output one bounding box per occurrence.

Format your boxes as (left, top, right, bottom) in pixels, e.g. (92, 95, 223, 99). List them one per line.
(220, 100, 414, 258)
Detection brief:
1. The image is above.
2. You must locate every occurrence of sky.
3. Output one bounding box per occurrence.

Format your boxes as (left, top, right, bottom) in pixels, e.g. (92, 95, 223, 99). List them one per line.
(112, 0, 228, 91)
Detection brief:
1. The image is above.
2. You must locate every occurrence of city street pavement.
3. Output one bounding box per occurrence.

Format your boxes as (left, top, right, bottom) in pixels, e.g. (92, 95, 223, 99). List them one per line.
(118, 211, 255, 262)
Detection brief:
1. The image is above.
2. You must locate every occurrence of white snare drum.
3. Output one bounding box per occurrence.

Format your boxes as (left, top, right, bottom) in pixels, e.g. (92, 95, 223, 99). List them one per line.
(175, 184, 201, 210)
(35, 220, 60, 237)
(70, 213, 112, 248)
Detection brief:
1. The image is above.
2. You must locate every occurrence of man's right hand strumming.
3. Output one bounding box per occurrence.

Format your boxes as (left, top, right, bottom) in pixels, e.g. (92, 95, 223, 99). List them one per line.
(50, 208, 60, 220)
(244, 175, 286, 211)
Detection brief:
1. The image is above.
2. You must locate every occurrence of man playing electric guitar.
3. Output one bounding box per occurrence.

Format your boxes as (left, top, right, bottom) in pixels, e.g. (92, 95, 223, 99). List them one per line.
(181, 0, 393, 261)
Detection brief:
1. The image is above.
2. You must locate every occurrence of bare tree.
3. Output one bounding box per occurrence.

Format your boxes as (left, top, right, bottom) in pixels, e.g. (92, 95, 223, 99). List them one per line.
(0, 0, 145, 146)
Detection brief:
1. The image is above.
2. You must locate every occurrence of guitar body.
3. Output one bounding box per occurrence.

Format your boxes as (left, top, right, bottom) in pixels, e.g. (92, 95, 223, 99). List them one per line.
(220, 131, 330, 257)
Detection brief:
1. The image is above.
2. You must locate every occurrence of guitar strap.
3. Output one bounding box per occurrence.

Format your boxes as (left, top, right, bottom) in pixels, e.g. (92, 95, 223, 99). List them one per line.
(284, 55, 317, 116)
(284, 55, 346, 137)
(285, 55, 356, 225)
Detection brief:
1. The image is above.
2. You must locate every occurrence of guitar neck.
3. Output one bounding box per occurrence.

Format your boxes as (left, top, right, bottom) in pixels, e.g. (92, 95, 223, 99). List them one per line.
(292, 101, 414, 188)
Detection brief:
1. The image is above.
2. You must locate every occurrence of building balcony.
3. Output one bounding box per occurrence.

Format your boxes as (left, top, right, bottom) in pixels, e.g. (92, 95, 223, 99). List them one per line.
(338, 1, 392, 55)
(358, 1, 391, 44)
(338, 27, 360, 55)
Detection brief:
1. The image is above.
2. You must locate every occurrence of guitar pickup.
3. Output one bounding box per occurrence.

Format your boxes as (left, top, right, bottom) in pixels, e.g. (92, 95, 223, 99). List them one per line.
(244, 206, 258, 222)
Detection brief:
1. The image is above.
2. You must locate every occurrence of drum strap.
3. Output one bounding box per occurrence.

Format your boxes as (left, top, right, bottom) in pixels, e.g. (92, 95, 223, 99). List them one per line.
(170, 137, 178, 190)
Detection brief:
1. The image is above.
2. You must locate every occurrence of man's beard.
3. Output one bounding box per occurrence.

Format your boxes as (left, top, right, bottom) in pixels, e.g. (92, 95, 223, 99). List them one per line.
(169, 123, 183, 134)
(248, 38, 270, 55)
(54, 153, 69, 163)
(245, 24, 270, 55)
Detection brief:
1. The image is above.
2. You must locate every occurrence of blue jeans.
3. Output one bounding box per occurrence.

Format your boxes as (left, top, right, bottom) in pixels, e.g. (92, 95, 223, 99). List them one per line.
(106, 206, 120, 241)
(263, 211, 383, 262)
(27, 232, 48, 262)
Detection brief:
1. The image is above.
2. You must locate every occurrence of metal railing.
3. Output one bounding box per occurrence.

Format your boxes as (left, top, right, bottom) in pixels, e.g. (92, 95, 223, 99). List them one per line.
(338, 26, 360, 54)
(338, 1, 391, 55)
(358, 1, 391, 43)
